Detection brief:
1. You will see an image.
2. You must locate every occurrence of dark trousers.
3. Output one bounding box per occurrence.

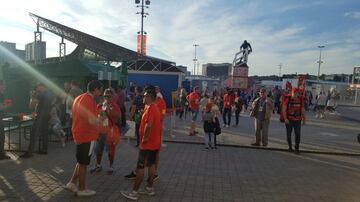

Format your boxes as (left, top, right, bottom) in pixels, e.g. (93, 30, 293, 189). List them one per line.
(179, 110, 184, 119)
(135, 123, 140, 146)
(235, 110, 240, 125)
(120, 105, 126, 127)
(214, 133, 217, 147)
(0, 120, 5, 155)
(178, 107, 185, 119)
(274, 102, 281, 114)
(223, 108, 232, 125)
(285, 120, 302, 149)
(28, 116, 50, 154)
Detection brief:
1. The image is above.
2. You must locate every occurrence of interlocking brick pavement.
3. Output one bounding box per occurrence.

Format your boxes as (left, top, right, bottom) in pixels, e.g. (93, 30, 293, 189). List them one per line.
(1, 140, 360, 202)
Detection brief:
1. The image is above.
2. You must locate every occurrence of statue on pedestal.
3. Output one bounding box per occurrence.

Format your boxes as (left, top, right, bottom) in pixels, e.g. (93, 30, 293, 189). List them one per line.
(234, 40, 252, 65)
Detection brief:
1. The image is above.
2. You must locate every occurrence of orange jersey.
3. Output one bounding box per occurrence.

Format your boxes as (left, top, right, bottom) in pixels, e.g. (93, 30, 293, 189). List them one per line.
(187, 92, 200, 110)
(139, 103, 161, 150)
(72, 93, 100, 144)
(155, 96, 166, 120)
(223, 93, 235, 109)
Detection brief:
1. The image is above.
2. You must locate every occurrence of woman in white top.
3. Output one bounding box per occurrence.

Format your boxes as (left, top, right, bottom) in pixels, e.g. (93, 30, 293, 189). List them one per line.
(316, 92, 327, 118)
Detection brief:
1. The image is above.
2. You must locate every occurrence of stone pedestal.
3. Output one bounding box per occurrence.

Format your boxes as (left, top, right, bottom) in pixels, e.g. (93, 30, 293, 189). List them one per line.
(231, 63, 248, 89)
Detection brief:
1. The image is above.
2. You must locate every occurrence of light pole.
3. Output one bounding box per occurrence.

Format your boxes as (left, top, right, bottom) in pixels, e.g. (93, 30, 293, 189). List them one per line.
(278, 63, 282, 80)
(317, 45, 325, 80)
(193, 44, 199, 75)
(135, 0, 150, 55)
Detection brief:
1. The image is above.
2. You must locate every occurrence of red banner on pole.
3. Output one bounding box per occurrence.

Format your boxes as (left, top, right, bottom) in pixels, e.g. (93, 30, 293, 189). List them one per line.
(297, 75, 306, 96)
(137, 33, 147, 55)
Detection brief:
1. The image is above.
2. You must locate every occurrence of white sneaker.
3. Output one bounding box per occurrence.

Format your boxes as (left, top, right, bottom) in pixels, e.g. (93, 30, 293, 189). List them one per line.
(77, 189, 96, 196)
(139, 187, 155, 196)
(121, 190, 139, 200)
(65, 182, 78, 193)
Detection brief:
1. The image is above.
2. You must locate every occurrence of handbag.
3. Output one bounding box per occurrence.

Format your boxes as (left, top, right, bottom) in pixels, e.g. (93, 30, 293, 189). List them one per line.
(213, 117, 221, 135)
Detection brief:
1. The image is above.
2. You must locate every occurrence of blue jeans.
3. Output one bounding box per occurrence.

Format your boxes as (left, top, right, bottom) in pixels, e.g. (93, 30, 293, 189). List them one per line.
(191, 109, 199, 122)
(204, 132, 214, 148)
(95, 134, 108, 154)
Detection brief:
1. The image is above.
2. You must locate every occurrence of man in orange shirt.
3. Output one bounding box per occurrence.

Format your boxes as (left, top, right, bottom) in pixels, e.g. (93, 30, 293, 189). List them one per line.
(65, 80, 104, 197)
(123, 86, 165, 181)
(121, 86, 161, 201)
(186, 86, 200, 136)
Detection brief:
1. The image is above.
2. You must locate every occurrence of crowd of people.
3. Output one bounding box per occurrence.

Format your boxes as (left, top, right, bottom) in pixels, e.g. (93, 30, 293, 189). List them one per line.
(172, 83, 307, 153)
(0, 77, 348, 199)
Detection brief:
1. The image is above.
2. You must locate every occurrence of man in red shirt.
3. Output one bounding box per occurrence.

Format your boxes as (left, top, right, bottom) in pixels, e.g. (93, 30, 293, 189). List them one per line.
(282, 88, 306, 154)
(121, 86, 161, 201)
(223, 88, 235, 127)
(65, 80, 104, 197)
(186, 86, 200, 136)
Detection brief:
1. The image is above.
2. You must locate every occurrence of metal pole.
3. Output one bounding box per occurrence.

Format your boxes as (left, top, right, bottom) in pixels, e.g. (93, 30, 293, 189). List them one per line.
(278, 63, 282, 80)
(195, 46, 197, 75)
(352, 68, 355, 84)
(317, 45, 325, 80)
(140, 0, 144, 55)
(193, 44, 199, 75)
(355, 87, 358, 105)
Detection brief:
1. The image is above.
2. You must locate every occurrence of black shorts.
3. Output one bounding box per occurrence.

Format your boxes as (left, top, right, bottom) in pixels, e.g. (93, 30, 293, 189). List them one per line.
(136, 150, 159, 169)
(76, 142, 93, 165)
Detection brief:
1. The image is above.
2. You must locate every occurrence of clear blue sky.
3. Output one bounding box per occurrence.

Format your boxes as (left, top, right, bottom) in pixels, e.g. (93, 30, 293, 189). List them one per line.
(0, 0, 359, 76)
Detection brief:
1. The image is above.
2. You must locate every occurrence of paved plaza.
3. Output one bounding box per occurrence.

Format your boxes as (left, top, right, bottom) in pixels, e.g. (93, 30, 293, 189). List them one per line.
(0, 106, 360, 201)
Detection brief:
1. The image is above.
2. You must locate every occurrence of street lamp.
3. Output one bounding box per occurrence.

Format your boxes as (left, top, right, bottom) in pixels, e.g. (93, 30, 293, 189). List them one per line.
(317, 45, 325, 80)
(278, 63, 282, 80)
(193, 44, 199, 75)
(135, 0, 150, 55)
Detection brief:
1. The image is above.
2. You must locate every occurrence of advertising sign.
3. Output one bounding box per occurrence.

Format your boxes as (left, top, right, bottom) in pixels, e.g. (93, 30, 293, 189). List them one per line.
(98, 71, 104, 80)
(107, 72, 112, 80)
(354, 66, 360, 79)
(232, 66, 249, 77)
(231, 77, 248, 89)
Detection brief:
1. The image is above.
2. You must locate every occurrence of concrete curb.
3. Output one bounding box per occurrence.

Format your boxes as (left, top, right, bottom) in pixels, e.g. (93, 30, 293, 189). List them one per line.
(164, 139, 360, 157)
(340, 115, 360, 123)
(121, 136, 360, 157)
(338, 104, 360, 107)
